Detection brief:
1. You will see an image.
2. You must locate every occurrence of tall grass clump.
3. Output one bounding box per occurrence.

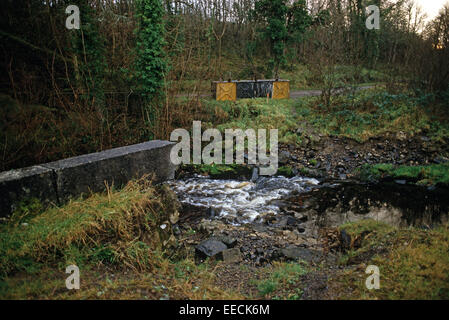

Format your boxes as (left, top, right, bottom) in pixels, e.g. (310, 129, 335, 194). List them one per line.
(0, 177, 179, 278)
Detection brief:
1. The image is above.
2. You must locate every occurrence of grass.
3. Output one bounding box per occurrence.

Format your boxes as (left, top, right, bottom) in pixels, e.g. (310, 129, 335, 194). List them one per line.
(358, 162, 449, 186)
(277, 166, 295, 177)
(334, 220, 449, 300)
(0, 178, 242, 300)
(196, 87, 449, 147)
(175, 88, 448, 178)
(0, 178, 167, 277)
(3, 67, 448, 172)
(293, 89, 449, 143)
(201, 97, 299, 145)
(254, 262, 308, 299)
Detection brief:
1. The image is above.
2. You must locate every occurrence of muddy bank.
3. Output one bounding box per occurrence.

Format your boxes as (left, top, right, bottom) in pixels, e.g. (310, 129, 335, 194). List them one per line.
(167, 131, 449, 298)
(282, 181, 449, 232)
(166, 176, 448, 298)
(279, 133, 449, 180)
(168, 175, 449, 265)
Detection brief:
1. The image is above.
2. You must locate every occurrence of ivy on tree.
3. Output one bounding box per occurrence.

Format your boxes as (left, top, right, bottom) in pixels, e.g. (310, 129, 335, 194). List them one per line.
(135, 0, 167, 116)
(253, 0, 311, 78)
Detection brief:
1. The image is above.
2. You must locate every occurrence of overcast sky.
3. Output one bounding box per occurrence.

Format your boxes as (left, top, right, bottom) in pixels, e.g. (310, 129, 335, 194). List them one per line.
(415, 0, 448, 21)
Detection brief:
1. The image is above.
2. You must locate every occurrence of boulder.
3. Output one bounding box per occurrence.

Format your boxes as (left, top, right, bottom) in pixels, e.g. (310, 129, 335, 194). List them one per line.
(279, 246, 322, 263)
(195, 238, 228, 259)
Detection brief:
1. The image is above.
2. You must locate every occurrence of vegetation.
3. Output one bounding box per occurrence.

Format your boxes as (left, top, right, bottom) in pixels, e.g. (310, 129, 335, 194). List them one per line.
(1, 0, 449, 171)
(242, 219, 449, 300)
(358, 162, 449, 186)
(189, 88, 449, 146)
(292, 89, 449, 143)
(1, 0, 449, 301)
(135, 0, 167, 135)
(254, 262, 308, 299)
(334, 220, 449, 300)
(3, 194, 448, 300)
(252, 0, 311, 78)
(0, 178, 241, 299)
(185, 163, 252, 179)
(0, 178, 174, 277)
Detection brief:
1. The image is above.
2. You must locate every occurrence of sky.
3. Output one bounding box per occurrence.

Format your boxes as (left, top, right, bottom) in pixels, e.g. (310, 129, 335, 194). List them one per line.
(415, 0, 448, 21)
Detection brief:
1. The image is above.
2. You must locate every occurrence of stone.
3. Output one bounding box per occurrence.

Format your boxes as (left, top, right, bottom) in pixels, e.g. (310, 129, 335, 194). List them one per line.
(276, 216, 292, 228)
(207, 207, 216, 218)
(0, 140, 177, 217)
(339, 229, 351, 250)
(433, 156, 449, 164)
(279, 150, 291, 164)
(199, 219, 226, 234)
(286, 216, 297, 226)
(301, 137, 310, 147)
(0, 165, 57, 218)
(280, 246, 322, 263)
(44, 140, 176, 202)
(222, 248, 242, 264)
(396, 131, 407, 141)
(294, 213, 308, 222)
(250, 167, 259, 182)
(309, 134, 321, 144)
(195, 239, 228, 259)
(214, 235, 237, 248)
(169, 210, 179, 224)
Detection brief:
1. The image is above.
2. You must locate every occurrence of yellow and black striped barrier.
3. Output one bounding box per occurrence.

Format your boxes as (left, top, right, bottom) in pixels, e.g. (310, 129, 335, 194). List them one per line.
(212, 79, 290, 101)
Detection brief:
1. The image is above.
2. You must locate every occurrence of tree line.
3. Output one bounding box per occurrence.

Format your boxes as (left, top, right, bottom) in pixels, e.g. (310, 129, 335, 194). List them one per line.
(0, 0, 448, 137)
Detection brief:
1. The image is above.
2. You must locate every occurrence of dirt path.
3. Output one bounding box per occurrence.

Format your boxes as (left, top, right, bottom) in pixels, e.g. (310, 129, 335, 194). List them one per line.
(290, 85, 375, 99)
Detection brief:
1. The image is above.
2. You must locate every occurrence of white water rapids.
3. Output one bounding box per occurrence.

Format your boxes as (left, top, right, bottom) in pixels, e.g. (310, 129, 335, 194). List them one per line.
(167, 175, 320, 224)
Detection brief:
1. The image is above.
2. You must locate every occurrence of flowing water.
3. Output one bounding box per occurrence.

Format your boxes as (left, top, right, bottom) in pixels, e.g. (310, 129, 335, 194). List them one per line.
(168, 174, 449, 229)
(168, 175, 320, 224)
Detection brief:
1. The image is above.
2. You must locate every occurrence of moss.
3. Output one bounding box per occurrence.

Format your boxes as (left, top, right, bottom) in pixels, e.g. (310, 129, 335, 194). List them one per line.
(8, 198, 45, 227)
(335, 220, 449, 300)
(277, 166, 294, 177)
(193, 164, 252, 179)
(358, 163, 449, 186)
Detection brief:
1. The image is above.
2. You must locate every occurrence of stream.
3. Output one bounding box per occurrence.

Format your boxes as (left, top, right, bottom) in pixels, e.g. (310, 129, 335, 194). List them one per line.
(168, 174, 449, 233)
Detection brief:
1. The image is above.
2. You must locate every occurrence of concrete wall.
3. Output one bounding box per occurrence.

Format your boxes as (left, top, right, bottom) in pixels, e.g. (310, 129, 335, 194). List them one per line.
(0, 140, 176, 218)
